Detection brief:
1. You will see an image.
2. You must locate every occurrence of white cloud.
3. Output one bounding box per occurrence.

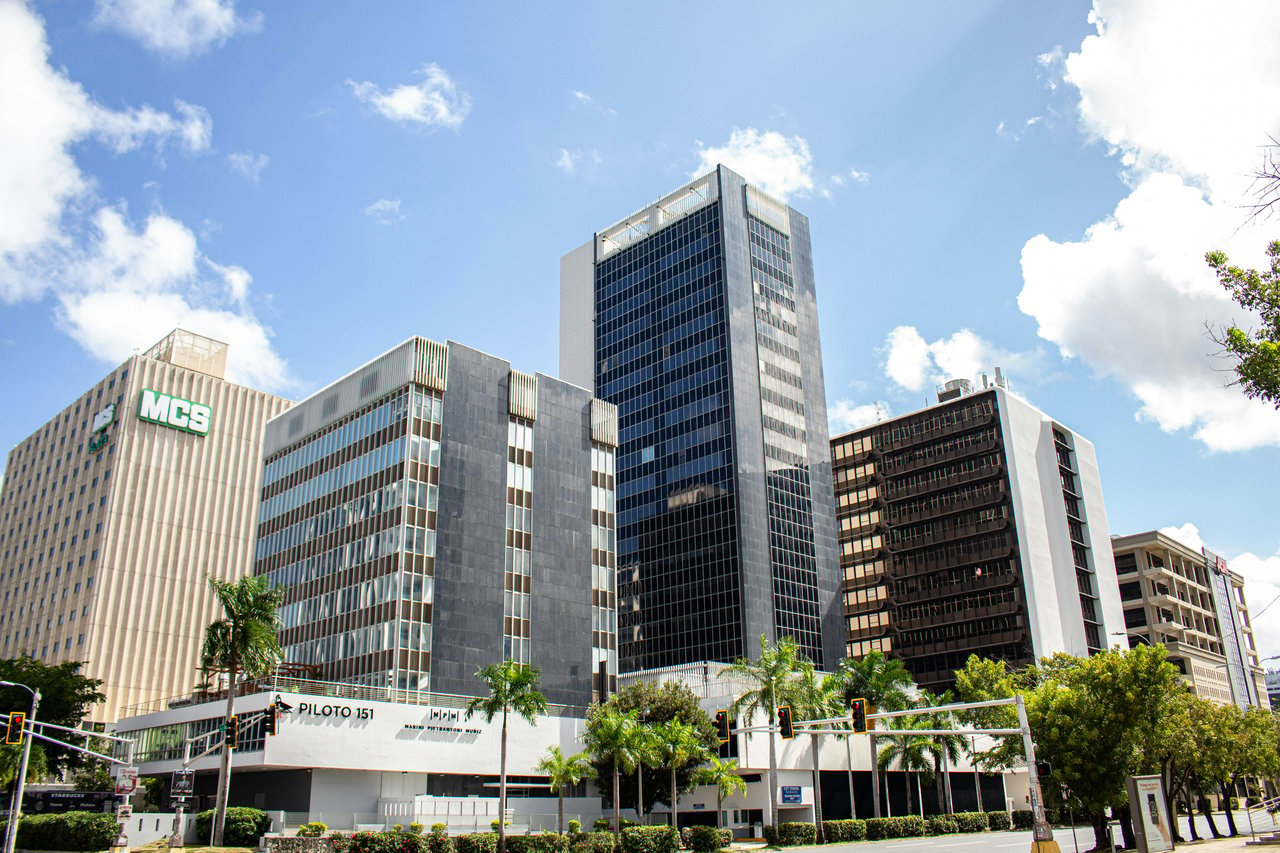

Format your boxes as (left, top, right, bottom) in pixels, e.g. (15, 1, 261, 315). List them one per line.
(555, 149, 579, 174)
(848, 168, 870, 185)
(1159, 523, 1205, 552)
(1017, 0, 1280, 452)
(693, 128, 814, 202)
(364, 198, 403, 226)
(0, 3, 292, 392)
(829, 400, 892, 435)
(348, 64, 471, 131)
(227, 151, 268, 183)
(881, 325, 1043, 393)
(570, 90, 616, 117)
(94, 0, 262, 59)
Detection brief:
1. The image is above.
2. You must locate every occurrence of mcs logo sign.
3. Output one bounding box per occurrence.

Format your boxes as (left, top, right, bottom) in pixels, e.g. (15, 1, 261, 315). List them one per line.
(138, 389, 212, 436)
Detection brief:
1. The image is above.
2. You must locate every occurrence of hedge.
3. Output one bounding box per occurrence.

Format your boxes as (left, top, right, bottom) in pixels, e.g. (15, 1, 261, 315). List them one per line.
(508, 833, 570, 853)
(987, 810, 1012, 831)
(195, 807, 273, 846)
(865, 815, 925, 840)
(569, 831, 617, 853)
(954, 811, 989, 833)
(619, 825, 678, 853)
(456, 833, 500, 853)
(0, 812, 119, 852)
(429, 827, 457, 853)
(683, 825, 726, 853)
(820, 820, 866, 843)
(926, 816, 958, 835)
(1012, 810, 1035, 830)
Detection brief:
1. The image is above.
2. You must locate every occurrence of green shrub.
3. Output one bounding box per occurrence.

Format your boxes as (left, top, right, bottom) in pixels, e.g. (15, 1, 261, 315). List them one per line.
(685, 825, 723, 853)
(568, 820, 581, 834)
(457, 833, 500, 853)
(195, 807, 272, 846)
(298, 821, 330, 837)
(620, 825, 678, 853)
(593, 819, 612, 832)
(926, 816, 958, 835)
(9, 812, 119, 852)
(570, 831, 616, 853)
(986, 811, 1012, 831)
(820, 820, 865, 842)
(331, 830, 353, 853)
(430, 826, 457, 853)
(509, 833, 570, 853)
(953, 811, 988, 833)
(864, 816, 925, 840)
(762, 825, 777, 846)
(1011, 810, 1034, 830)
(411, 823, 426, 835)
(775, 822, 815, 846)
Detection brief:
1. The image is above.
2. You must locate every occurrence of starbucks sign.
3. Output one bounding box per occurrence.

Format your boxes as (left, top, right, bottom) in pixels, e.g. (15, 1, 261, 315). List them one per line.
(138, 389, 212, 436)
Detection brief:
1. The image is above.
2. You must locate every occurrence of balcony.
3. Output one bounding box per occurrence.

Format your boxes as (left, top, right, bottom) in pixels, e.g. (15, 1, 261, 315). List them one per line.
(888, 516, 1010, 554)
(883, 460, 1005, 502)
(886, 483, 1007, 527)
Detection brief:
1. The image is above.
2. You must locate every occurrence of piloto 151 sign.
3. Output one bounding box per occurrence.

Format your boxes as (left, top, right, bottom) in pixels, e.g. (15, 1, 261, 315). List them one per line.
(138, 389, 212, 436)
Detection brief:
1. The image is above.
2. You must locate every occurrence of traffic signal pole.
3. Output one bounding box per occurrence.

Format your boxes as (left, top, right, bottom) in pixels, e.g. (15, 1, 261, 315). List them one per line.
(1, 687, 39, 853)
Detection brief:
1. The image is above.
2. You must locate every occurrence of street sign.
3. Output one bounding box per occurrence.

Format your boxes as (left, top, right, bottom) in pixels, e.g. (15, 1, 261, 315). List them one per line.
(780, 786, 802, 804)
(171, 769, 194, 795)
(114, 766, 138, 796)
(116, 803, 132, 820)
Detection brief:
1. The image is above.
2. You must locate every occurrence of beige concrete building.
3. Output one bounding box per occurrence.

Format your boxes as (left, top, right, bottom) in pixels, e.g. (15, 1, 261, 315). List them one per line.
(1112, 529, 1268, 708)
(0, 330, 291, 722)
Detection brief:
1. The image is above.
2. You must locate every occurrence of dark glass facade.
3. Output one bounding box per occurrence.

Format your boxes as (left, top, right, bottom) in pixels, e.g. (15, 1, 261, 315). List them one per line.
(578, 167, 843, 672)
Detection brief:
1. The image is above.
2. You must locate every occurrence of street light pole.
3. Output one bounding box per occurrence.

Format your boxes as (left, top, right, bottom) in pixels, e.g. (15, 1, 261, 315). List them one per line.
(1, 682, 41, 853)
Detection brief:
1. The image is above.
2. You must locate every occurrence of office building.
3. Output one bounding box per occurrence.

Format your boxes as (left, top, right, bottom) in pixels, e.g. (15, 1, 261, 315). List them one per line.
(253, 337, 617, 707)
(0, 330, 291, 721)
(560, 166, 844, 672)
(830, 378, 1125, 691)
(1112, 530, 1269, 708)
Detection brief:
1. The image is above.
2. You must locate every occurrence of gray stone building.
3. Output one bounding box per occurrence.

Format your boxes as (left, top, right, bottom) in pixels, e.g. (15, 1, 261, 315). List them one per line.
(560, 166, 843, 672)
(253, 338, 617, 706)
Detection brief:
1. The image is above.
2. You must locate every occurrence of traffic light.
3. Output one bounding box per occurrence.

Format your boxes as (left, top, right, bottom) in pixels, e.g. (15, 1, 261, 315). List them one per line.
(264, 704, 277, 736)
(850, 698, 867, 733)
(1036, 760, 1052, 779)
(777, 706, 794, 739)
(225, 715, 238, 750)
(714, 710, 730, 743)
(5, 712, 24, 745)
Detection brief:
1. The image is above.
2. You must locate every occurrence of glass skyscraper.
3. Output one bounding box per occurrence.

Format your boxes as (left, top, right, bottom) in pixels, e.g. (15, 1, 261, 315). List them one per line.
(560, 166, 843, 671)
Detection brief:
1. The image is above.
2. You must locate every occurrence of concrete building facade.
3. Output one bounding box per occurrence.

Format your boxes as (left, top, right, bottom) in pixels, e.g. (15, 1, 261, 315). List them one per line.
(253, 338, 618, 707)
(830, 381, 1125, 691)
(0, 330, 291, 721)
(1112, 530, 1269, 708)
(560, 166, 843, 673)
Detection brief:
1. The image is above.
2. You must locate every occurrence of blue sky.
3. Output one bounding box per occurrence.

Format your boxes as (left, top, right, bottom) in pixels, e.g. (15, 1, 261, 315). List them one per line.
(3, 0, 1280, 654)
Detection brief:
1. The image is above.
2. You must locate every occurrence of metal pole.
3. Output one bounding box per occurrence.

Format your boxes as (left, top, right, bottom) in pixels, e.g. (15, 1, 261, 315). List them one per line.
(171, 740, 191, 848)
(844, 734, 856, 819)
(1014, 695, 1053, 844)
(2, 686, 39, 853)
(870, 734, 881, 818)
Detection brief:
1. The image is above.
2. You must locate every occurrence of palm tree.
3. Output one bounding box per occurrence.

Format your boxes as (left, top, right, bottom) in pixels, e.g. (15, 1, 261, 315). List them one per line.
(653, 718, 709, 829)
(832, 650, 914, 818)
(724, 634, 803, 829)
(465, 660, 549, 853)
(200, 575, 284, 847)
(694, 757, 748, 829)
(788, 662, 839, 842)
(536, 746, 595, 834)
(876, 722, 934, 818)
(584, 707, 640, 838)
(628, 721, 662, 824)
(916, 689, 965, 814)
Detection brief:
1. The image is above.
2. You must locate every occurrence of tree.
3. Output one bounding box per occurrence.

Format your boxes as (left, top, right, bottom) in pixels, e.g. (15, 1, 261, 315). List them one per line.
(536, 746, 595, 834)
(787, 662, 839, 841)
(0, 743, 47, 788)
(583, 707, 640, 838)
(590, 680, 718, 816)
(199, 575, 284, 847)
(724, 634, 804, 829)
(693, 757, 747, 829)
(831, 650, 915, 818)
(652, 718, 709, 829)
(466, 660, 548, 853)
(876, 718, 934, 818)
(0, 657, 104, 776)
(69, 760, 112, 792)
(1206, 241, 1280, 407)
(628, 722, 661, 825)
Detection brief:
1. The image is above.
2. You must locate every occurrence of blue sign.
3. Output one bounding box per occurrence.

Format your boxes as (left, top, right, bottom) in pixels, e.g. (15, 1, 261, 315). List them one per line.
(781, 786, 801, 804)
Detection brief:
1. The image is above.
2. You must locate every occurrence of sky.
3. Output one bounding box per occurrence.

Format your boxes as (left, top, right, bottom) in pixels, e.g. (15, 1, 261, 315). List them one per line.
(2, 0, 1280, 659)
